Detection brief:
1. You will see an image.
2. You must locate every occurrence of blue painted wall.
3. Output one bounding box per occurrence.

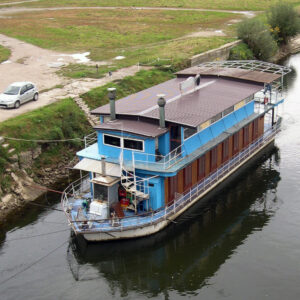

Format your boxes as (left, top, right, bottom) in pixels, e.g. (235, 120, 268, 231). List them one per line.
(148, 177, 165, 210)
(183, 101, 255, 155)
(97, 130, 156, 161)
(158, 132, 170, 156)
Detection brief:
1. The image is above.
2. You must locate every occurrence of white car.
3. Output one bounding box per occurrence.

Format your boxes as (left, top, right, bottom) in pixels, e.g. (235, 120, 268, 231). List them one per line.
(0, 82, 39, 109)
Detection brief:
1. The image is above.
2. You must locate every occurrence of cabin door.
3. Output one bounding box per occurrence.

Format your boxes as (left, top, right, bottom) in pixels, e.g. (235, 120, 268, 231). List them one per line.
(169, 125, 181, 152)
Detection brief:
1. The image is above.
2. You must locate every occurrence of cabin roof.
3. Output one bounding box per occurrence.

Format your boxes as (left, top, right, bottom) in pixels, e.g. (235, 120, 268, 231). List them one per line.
(91, 76, 263, 128)
(94, 119, 168, 137)
(176, 66, 282, 83)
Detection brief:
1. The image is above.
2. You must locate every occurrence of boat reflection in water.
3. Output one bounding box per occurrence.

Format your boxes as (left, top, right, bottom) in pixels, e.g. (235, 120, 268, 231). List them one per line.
(67, 147, 281, 297)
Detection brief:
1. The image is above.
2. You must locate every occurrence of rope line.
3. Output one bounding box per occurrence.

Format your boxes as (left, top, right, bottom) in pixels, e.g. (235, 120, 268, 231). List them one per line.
(0, 229, 69, 245)
(0, 240, 68, 287)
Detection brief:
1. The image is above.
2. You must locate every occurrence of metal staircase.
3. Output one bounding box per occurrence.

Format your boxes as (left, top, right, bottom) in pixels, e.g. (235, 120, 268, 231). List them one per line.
(119, 151, 150, 213)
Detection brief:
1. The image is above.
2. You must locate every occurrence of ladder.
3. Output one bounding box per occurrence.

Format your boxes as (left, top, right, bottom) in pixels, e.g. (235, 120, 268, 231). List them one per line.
(119, 151, 150, 213)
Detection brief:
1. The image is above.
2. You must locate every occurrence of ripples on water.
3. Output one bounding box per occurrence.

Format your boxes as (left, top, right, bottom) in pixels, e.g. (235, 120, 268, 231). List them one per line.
(1, 55, 300, 299)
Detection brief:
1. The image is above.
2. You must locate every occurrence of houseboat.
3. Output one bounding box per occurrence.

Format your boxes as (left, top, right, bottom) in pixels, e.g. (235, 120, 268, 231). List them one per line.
(62, 60, 290, 242)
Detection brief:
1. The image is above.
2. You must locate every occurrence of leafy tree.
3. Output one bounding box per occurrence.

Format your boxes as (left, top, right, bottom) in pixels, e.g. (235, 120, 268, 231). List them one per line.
(237, 19, 278, 61)
(229, 42, 254, 60)
(267, 2, 300, 44)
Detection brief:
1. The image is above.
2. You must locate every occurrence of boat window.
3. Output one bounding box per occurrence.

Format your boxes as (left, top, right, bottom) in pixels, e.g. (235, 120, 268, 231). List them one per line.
(94, 184, 108, 201)
(211, 112, 222, 124)
(104, 134, 121, 147)
(223, 106, 234, 117)
(123, 138, 144, 151)
(184, 127, 197, 140)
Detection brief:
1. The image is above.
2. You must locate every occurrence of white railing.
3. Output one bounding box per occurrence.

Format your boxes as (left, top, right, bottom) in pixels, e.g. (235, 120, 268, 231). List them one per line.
(61, 174, 91, 213)
(63, 124, 279, 233)
(84, 131, 97, 148)
(133, 144, 186, 170)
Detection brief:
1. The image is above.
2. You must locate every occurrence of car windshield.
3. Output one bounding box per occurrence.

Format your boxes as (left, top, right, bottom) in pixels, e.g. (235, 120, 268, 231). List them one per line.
(4, 86, 21, 95)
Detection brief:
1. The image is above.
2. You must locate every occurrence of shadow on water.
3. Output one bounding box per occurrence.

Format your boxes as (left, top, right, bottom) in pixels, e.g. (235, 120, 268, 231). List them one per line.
(67, 146, 281, 297)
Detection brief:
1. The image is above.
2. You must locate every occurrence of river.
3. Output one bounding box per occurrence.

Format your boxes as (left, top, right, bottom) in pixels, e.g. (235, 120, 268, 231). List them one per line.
(1, 55, 300, 300)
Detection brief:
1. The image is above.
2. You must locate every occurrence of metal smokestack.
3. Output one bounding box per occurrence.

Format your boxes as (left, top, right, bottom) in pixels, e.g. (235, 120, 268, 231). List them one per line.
(108, 87, 116, 121)
(157, 94, 166, 128)
(101, 157, 106, 177)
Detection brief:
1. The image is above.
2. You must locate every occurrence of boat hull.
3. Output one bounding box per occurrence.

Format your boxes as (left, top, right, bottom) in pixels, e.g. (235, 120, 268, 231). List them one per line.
(80, 137, 275, 242)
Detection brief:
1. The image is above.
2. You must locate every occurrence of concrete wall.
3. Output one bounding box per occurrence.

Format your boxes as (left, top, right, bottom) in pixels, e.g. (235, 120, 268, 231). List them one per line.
(190, 40, 242, 66)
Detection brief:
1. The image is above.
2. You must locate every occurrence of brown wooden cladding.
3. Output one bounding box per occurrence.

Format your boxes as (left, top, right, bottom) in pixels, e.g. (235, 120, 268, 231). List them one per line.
(165, 115, 265, 204)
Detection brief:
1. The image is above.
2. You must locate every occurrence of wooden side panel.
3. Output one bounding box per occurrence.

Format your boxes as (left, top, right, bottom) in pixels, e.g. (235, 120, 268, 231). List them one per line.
(249, 122, 253, 143)
(228, 136, 233, 159)
(258, 115, 264, 137)
(164, 178, 169, 206)
(238, 129, 243, 150)
(205, 151, 210, 176)
(217, 143, 222, 167)
(192, 160, 198, 185)
(178, 170, 184, 194)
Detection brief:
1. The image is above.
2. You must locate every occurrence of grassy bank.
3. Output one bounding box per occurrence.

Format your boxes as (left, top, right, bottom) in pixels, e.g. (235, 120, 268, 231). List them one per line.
(0, 98, 91, 191)
(18, 0, 300, 11)
(0, 45, 11, 63)
(82, 68, 175, 109)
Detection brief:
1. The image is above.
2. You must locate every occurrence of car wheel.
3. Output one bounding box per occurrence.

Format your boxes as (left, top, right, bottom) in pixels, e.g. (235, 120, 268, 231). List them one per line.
(33, 93, 38, 101)
(14, 101, 20, 109)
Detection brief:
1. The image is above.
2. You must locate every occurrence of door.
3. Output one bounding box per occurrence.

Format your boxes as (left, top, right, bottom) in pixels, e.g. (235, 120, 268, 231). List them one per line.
(19, 85, 28, 103)
(169, 125, 181, 152)
(26, 84, 35, 101)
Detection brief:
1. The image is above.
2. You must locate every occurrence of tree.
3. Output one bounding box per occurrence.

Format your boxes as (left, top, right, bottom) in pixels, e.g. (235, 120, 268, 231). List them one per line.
(267, 2, 300, 44)
(237, 19, 278, 61)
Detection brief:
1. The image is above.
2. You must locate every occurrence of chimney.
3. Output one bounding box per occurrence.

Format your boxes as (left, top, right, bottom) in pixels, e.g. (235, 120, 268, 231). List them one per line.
(157, 94, 166, 128)
(101, 157, 106, 177)
(108, 87, 116, 121)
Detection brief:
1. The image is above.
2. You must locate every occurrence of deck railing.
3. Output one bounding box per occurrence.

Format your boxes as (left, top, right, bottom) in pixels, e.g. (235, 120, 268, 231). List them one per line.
(62, 124, 280, 233)
(84, 131, 97, 148)
(133, 144, 186, 170)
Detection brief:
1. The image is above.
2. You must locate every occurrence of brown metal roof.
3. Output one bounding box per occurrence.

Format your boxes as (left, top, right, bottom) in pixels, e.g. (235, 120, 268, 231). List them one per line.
(94, 119, 168, 138)
(176, 66, 281, 83)
(92, 77, 263, 128)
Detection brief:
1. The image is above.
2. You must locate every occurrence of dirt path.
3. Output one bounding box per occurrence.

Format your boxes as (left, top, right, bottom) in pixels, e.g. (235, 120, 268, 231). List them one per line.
(0, 5, 256, 17)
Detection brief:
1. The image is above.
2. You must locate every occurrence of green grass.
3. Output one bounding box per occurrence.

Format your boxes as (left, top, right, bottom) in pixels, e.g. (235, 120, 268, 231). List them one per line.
(0, 9, 237, 78)
(18, 0, 300, 11)
(0, 45, 11, 63)
(0, 98, 91, 153)
(81, 68, 175, 109)
(0, 98, 92, 190)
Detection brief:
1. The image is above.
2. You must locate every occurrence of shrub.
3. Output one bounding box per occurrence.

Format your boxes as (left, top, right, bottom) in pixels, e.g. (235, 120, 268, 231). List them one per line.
(237, 19, 278, 61)
(229, 43, 254, 60)
(267, 3, 300, 45)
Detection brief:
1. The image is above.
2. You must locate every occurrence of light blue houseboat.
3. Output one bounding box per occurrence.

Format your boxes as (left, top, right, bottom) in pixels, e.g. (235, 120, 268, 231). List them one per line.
(62, 61, 290, 241)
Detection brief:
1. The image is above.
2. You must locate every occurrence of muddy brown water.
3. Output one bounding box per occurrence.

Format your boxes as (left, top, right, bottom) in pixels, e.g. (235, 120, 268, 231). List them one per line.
(1, 55, 300, 299)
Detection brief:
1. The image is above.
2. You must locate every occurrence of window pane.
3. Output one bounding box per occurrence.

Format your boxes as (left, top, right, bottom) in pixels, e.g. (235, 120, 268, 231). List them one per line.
(124, 139, 143, 151)
(184, 127, 197, 139)
(104, 135, 120, 147)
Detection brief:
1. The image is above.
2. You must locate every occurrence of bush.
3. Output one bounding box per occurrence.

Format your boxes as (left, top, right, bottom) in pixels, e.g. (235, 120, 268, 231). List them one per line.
(229, 43, 254, 60)
(237, 18, 278, 61)
(267, 3, 300, 45)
